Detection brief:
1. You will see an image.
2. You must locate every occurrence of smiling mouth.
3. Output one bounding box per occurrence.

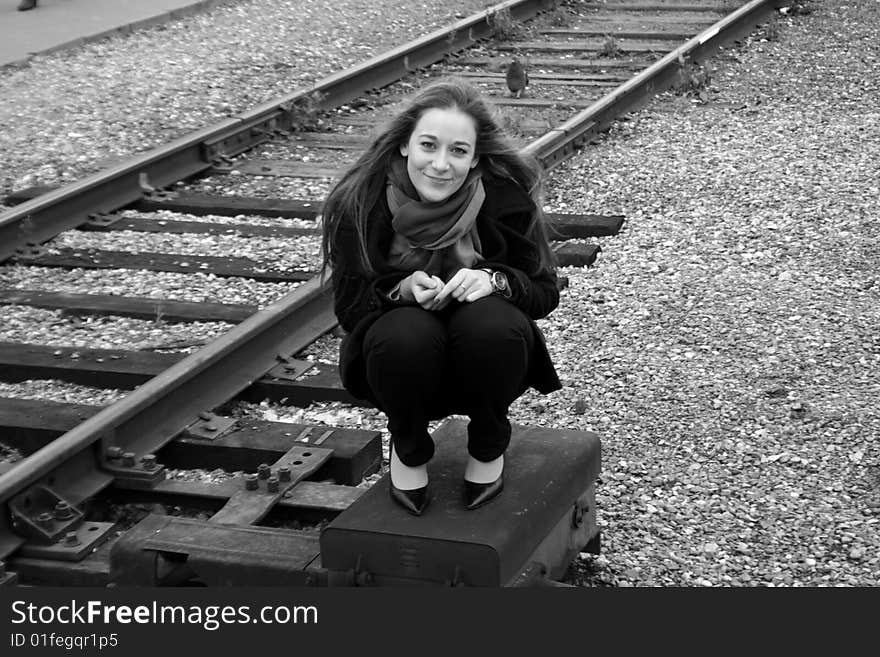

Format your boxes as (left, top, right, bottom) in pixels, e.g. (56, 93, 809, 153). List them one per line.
(424, 175, 452, 183)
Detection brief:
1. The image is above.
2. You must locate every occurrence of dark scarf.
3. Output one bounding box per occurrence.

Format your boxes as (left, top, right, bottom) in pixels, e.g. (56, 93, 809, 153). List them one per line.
(386, 155, 485, 279)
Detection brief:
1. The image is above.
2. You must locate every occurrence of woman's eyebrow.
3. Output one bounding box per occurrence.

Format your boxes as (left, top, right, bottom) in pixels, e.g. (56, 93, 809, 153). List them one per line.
(416, 132, 472, 146)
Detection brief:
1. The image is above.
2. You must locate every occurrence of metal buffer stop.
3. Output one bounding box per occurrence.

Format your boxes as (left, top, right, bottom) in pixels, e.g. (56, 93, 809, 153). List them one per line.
(320, 420, 601, 586)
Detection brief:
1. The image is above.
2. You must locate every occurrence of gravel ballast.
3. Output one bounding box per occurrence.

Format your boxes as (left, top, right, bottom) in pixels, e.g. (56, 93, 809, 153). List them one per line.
(532, 3, 879, 586)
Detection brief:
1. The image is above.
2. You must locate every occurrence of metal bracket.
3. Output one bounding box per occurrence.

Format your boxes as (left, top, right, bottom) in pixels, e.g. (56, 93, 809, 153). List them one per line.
(445, 565, 467, 587)
(0, 562, 19, 586)
(8, 485, 85, 543)
(209, 153, 235, 173)
(101, 446, 166, 490)
(84, 212, 123, 229)
(137, 172, 174, 201)
(17, 521, 116, 562)
(293, 426, 334, 446)
(266, 356, 314, 382)
(14, 241, 46, 259)
(571, 498, 590, 529)
(183, 412, 237, 440)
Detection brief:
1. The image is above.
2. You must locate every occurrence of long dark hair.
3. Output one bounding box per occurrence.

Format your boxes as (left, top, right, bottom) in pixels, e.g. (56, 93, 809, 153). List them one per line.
(321, 76, 556, 276)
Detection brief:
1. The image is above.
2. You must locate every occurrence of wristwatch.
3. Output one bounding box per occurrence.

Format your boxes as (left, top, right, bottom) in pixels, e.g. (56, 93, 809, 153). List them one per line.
(481, 268, 512, 299)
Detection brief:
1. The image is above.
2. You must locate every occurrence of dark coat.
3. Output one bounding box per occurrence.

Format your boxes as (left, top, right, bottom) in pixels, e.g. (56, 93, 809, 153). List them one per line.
(331, 175, 562, 403)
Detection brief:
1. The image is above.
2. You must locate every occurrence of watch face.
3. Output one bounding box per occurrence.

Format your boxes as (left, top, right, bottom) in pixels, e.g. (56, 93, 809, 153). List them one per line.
(492, 271, 508, 291)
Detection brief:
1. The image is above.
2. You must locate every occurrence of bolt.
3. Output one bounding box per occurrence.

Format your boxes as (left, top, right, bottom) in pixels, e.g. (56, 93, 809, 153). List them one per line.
(257, 463, 271, 480)
(122, 452, 136, 467)
(267, 476, 280, 493)
(54, 502, 74, 520)
(245, 474, 259, 491)
(141, 454, 158, 470)
(106, 446, 123, 459)
(278, 466, 291, 482)
(205, 424, 218, 432)
(199, 411, 212, 421)
(64, 531, 80, 547)
(35, 512, 54, 529)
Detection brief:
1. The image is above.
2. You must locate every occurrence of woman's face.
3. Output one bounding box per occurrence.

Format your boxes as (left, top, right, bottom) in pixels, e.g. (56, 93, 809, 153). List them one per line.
(399, 107, 479, 203)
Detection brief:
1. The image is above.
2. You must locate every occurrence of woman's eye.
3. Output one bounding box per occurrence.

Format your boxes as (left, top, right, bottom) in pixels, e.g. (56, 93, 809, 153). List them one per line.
(420, 141, 436, 150)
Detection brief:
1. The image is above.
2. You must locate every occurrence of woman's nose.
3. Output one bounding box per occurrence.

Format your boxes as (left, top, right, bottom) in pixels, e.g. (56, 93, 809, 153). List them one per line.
(431, 152, 450, 170)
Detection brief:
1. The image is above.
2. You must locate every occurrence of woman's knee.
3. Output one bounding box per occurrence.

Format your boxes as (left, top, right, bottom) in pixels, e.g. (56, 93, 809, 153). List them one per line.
(363, 306, 446, 359)
(448, 297, 532, 345)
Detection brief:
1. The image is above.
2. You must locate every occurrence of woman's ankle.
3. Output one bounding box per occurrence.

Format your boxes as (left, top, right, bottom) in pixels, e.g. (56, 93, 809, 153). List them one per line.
(464, 454, 504, 483)
(390, 444, 428, 490)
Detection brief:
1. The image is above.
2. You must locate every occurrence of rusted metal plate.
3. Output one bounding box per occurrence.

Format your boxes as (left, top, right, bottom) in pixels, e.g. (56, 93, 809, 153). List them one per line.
(116, 479, 365, 515)
(110, 514, 321, 586)
(320, 419, 601, 586)
(209, 445, 333, 525)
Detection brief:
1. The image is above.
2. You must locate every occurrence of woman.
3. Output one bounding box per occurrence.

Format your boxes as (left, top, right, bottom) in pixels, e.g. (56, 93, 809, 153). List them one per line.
(321, 78, 561, 515)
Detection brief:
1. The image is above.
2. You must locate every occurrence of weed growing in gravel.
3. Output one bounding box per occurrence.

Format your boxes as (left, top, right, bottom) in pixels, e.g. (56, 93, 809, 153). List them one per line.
(760, 16, 782, 41)
(487, 7, 523, 40)
(673, 55, 712, 104)
(548, 0, 578, 27)
(599, 36, 624, 59)
(781, 0, 813, 15)
(287, 91, 327, 132)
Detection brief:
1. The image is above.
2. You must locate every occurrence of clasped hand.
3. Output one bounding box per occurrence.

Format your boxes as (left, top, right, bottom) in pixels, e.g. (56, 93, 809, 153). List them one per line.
(401, 268, 493, 311)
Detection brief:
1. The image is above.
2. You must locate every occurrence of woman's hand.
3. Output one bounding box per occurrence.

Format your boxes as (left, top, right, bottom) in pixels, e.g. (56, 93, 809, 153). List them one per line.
(401, 270, 445, 309)
(430, 268, 492, 310)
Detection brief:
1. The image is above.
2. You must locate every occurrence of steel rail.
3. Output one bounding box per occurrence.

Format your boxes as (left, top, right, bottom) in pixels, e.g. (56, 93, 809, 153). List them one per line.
(525, 0, 786, 168)
(0, 276, 336, 558)
(0, 0, 555, 264)
(0, 0, 781, 559)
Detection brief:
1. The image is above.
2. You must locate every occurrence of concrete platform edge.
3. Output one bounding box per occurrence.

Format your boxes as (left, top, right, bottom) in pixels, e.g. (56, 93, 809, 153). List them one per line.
(1, 0, 238, 71)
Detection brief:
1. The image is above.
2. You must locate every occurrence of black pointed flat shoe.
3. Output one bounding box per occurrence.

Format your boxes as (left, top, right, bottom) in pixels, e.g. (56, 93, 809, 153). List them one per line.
(464, 475, 504, 510)
(390, 482, 429, 516)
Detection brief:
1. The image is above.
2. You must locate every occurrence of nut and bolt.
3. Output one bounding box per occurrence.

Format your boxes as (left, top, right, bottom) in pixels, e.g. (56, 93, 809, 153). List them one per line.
(106, 446, 123, 459)
(257, 463, 271, 480)
(54, 501, 74, 520)
(267, 476, 280, 493)
(141, 454, 158, 470)
(122, 452, 136, 467)
(278, 466, 291, 482)
(64, 531, 80, 547)
(244, 474, 259, 491)
(34, 512, 54, 529)
(204, 424, 218, 432)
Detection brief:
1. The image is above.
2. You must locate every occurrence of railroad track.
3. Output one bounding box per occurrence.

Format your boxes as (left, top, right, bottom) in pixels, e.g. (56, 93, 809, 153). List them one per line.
(0, 0, 783, 587)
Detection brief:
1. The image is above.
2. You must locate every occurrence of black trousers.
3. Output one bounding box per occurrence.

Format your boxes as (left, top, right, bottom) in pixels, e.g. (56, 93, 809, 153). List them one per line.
(362, 296, 535, 467)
